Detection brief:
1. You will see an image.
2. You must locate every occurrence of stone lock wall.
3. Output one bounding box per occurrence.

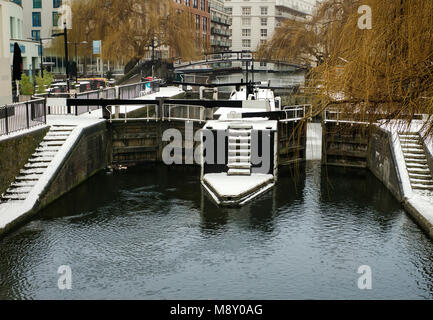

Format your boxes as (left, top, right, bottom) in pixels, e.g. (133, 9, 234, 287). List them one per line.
(0, 126, 49, 195)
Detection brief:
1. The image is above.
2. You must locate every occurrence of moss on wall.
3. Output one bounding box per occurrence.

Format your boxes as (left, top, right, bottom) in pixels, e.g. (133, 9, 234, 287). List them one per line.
(0, 127, 49, 195)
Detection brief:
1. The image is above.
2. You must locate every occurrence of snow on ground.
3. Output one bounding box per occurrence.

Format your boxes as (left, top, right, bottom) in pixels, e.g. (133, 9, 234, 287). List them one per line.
(81, 86, 184, 118)
(306, 123, 322, 161)
(203, 173, 273, 198)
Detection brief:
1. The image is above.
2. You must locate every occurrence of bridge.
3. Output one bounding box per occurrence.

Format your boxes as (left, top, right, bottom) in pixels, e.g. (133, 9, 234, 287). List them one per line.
(173, 50, 306, 71)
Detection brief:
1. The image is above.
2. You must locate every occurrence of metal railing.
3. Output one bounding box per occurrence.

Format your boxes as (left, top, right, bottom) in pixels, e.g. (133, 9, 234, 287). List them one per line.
(0, 98, 46, 136)
(280, 104, 312, 122)
(43, 81, 160, 116)
(75, 90, 101, 115)
(164, 104, 206, 123)
(323, 109, 370, 124)
(118, 80, 161, 99)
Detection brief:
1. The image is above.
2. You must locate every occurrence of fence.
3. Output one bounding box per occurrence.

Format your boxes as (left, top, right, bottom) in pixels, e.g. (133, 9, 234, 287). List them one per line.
(118, 80, 161, 99)
(164, 104, 206, 123)
(280, 105, 312, 122)
(0, 99, 46, 136)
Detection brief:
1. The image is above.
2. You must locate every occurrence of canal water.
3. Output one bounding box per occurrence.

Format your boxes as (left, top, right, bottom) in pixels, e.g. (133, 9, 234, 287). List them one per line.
(1, 162, 433, 299)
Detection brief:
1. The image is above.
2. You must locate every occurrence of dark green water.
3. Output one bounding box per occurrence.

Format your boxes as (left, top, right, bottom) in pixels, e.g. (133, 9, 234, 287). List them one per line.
(1, 161, 433, 299)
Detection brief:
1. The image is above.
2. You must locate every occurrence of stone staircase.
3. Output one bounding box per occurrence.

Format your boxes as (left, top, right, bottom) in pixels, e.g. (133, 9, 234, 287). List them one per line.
(227, 123, 252, 176)
(399, 132, 433, 195)
(0, 125, 76, 203)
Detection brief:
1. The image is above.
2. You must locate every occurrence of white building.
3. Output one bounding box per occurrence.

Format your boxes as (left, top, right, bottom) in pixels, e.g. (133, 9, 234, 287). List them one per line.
(225, 0, 316, 70)
(0, 0, 41, 104)
(0, 0, 12, 105)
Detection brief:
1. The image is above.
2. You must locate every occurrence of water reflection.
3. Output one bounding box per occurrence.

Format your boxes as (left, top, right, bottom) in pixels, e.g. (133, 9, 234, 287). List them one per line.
(0, 162, 433, 299)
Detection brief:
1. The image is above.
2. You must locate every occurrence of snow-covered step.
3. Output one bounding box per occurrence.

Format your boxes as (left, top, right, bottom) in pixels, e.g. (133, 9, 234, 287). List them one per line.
(11, 181, 36, 187)
(408, 173, 433, 180)
(402, 148, 424, 154)
(6, 187, 33, 194)
(229, 149, 250, 156)
(35, 146, 60, 153)
(229, 136, 251, 143)
(228, 156, 251, 163)
(20, 168, 46, 175)
(227, 168, 251, 176)
(40, 141, 64, 147)
(404, 152, 426, 158)
(410, 179, 433, 185)
(405, 158, 428, 165)
(28, 157, 54, 163)
(228, 123, 252, 129)
(24, 162, 49, 169)
(228, 129, 250, 136)
(50, 125, 76, 131)
(406, 163, 430, 169)
(1, 194, 26, 201)
(401, 143, 422, 149)
(228, 163, 251, 169)
(32, 152, 56, 158)
(43, 136, 68, 142)
(412, 184, 433, 190)
(15, 174, 43, 181)
(407, 167, 431, 175)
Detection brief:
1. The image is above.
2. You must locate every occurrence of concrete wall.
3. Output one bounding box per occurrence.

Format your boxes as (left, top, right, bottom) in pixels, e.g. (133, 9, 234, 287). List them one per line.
(38, 122, 110, 208)
(367, 126, 403, 202)
(0, 126, 49, 195)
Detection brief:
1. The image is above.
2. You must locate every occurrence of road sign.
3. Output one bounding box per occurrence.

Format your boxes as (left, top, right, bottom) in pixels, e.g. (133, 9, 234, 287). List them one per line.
(93, 40, 101, 55)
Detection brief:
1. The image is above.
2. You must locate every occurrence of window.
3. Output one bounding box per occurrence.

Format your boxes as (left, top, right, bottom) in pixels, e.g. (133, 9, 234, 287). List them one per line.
(32, 12, 41, 27)
(53, 0, 62, 8)
(260, 29, 267, 37)
(202, 17, 207, 32)
(200, 0, 205, 11)
(53, 12, 60, 27)
(193, 0, 198, 9)
(260, 61, 267, 66)
(185, 0, 190, 6)
(195, 15, 200, 29)
(242, 39, 251, 48)
(242, 7, 251, 16)
(242, 29, 250, 37)
(242, 18, 250, 26)
(33, 0, 42, 8)
(261, 18, 267, 26)
(10, 17, 14, 39)
(260, 7, 268, 15)
(32, 30, 41, 41)
(225, 7, 232, 14)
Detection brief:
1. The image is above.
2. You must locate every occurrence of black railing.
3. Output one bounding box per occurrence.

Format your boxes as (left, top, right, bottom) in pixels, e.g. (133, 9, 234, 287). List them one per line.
(118, 80, 161, 99)
(0, 99, 46, 136)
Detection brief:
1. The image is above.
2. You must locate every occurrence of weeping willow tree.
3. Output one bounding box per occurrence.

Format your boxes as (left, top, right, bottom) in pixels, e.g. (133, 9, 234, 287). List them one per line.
(258, 0, 433, 137)
(47, 0, 200, 73)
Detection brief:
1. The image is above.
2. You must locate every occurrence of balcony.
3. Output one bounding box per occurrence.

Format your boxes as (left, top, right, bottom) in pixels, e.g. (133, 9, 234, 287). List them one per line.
(211, 16, 231, 26)
(211, 28, 230, 37)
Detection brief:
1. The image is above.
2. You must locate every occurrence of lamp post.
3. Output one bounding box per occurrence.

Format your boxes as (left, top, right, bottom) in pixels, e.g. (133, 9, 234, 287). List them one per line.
(67, 41, 88, 81)
(52, 22, 70, 92)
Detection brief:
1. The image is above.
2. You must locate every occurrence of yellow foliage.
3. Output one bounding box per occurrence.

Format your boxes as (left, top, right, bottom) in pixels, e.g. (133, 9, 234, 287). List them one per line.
(258, 0, 433, 136)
